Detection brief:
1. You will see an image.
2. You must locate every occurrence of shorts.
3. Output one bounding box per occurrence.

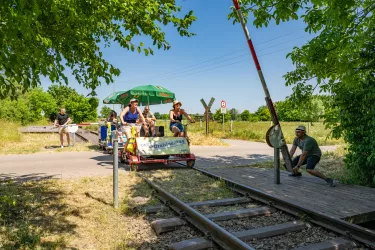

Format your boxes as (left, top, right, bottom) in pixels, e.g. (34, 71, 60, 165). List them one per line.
(121, 123, 138, 134)
(170, 122, 184, 133)
(58, 126, 68, 134)
(292, 155, 321, 170)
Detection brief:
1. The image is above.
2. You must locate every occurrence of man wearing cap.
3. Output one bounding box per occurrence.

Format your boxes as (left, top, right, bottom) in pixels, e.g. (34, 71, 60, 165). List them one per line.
(289, 125, 335, 187)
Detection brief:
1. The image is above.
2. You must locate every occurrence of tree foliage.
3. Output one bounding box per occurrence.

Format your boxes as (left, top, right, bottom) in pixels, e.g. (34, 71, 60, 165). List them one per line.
(0, 86, 98, 124)
(0, 0, 196, 98)
(229, 108, 240, 121)
(254, 105, 271, 121)
(275, 96, 325, 122)
(153, 112, 161, 119)
(230, 0, 375, 185)
(240, 110, 251, 121)
(100, 106, 112, 118)
(213, 109, 231, 122)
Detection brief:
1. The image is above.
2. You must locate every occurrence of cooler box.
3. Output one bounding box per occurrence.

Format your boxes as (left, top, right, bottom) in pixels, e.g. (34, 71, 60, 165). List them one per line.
(100, 125, 117, 142)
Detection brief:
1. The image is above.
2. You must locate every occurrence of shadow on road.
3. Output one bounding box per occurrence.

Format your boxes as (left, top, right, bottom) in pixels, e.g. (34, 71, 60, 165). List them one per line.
(0, 173, 60, 183)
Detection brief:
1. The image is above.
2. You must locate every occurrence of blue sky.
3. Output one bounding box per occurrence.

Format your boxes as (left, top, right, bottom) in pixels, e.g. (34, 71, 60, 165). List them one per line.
(42, 0, 315, 115)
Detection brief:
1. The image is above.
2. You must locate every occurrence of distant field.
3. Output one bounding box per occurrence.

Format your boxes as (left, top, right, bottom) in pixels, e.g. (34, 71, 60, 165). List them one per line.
(156, 120, 344, 146)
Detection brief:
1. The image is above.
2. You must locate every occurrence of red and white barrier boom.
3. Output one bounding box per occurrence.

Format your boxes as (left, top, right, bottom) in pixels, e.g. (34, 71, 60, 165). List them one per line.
(232, 0, 293, 172)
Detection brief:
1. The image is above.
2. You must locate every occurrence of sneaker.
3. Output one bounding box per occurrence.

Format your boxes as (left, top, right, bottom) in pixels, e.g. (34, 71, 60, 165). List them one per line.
(326, 178, 336, 187)
(288, 172, 302, 177)
(61, 145, 64, 149)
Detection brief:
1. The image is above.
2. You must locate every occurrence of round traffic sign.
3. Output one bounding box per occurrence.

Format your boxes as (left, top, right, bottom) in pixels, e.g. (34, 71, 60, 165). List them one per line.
(220, 100, 226, 108)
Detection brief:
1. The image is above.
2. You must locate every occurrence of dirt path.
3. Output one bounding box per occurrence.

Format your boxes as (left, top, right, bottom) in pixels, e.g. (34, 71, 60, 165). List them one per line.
(0, 139, 336, 181)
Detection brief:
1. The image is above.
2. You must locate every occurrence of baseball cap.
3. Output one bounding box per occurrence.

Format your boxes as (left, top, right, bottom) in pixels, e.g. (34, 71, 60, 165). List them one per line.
(129, 98, 139, 103)
(295, 125, 306, 132)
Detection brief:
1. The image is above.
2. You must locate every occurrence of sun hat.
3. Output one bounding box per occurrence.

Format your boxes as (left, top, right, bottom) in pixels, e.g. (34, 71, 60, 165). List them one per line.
(295, 125, 306, 132)
(172, 100, 182, 108)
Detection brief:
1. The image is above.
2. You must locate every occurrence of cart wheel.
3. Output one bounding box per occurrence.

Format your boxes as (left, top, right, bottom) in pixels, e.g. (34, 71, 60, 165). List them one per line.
(186, 160, 195, 168)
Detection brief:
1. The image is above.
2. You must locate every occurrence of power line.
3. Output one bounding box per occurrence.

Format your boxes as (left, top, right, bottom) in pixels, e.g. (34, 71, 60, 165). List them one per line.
(151, 34, 311, 81)
(121, 30, 306, 83)
(157, 45, 304, 81)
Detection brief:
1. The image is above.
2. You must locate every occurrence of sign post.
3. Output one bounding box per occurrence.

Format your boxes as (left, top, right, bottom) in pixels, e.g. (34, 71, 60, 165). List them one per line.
(113, 132, 119, 209)
(221, 100, 227, 132)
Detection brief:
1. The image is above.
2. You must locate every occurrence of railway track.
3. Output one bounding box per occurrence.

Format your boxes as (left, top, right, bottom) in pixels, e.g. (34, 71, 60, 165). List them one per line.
(75, 130, 99, 144)
(136, 170, 375, 250)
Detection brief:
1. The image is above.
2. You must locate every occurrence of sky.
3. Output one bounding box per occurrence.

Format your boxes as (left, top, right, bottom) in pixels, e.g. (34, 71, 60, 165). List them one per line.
(42, 0, 315, 115)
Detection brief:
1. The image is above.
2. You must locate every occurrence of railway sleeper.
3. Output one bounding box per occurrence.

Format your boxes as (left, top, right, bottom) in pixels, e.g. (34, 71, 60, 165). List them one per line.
(142, 197, 251, 214)
(152, 206, 275, 235)
(170, 221, 307, 250)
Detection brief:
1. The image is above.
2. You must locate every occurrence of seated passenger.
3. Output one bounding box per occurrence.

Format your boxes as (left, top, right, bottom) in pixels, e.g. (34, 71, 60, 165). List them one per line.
(169, 100, 194, 137)
(120, 99, 148, 151)
(142, 105, 156, 136)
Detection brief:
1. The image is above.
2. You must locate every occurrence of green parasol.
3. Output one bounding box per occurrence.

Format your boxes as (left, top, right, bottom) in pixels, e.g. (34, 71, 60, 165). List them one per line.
(103, 85, 175, 106)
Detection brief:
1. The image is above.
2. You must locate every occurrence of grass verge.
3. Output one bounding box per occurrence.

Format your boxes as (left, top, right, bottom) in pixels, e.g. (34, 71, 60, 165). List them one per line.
(0, 173, 159, 250)
(0, 132, 98, 155)
(143, 169, 236, 202)
(0, 169, 239, 249)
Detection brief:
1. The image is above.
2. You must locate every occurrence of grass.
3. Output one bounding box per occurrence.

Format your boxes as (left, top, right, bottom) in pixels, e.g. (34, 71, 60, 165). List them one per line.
(0, 173, 158, 250)
(0, 169, 239, 249)
(143, 169, 236, 202)
(187, 121, 344, 146)
(0, 120, 98, 155)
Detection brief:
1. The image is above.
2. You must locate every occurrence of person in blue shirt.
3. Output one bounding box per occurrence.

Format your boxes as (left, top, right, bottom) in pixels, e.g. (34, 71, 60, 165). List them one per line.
(169, 100, 194, 137)
(120, 99, 147, 150)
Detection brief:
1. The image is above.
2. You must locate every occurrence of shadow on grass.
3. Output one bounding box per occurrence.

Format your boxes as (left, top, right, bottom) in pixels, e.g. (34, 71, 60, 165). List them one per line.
(0, 179, 78, 250)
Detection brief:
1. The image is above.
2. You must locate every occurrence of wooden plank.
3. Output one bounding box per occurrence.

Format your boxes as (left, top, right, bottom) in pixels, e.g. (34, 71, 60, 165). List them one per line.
(292, 237, 356, 250)
(211, 168, 375, 206)
(203, 167, 375, 220)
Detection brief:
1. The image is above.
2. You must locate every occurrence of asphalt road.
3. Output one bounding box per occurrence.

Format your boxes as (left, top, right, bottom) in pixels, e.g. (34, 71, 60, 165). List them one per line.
(0, 139, 336, 181)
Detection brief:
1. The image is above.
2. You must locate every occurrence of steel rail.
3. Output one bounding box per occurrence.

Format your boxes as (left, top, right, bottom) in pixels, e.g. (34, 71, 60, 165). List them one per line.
(138, 173, 254, 250)
(194, 167, 375, 247)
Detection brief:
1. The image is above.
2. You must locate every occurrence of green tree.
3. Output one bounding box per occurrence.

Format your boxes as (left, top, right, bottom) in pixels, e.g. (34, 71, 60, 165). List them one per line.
(0, 1, 196, 98)
(240, 110, 251, 121)
(28, 88, 57, 122)
(0, 88, 57, 124)
(154, 112, 161, 119)
(64, 95, 97, 123)
(230, 0, 375, 185)
(229, 108, 240, 121)
(254, 106, 271, 121)
(160, 114, 169, 120)
(100, 106, 112, 118)
(48, 85, 98, 123)
(47, 85, 80, 108)
(213, 109, 231, 122)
